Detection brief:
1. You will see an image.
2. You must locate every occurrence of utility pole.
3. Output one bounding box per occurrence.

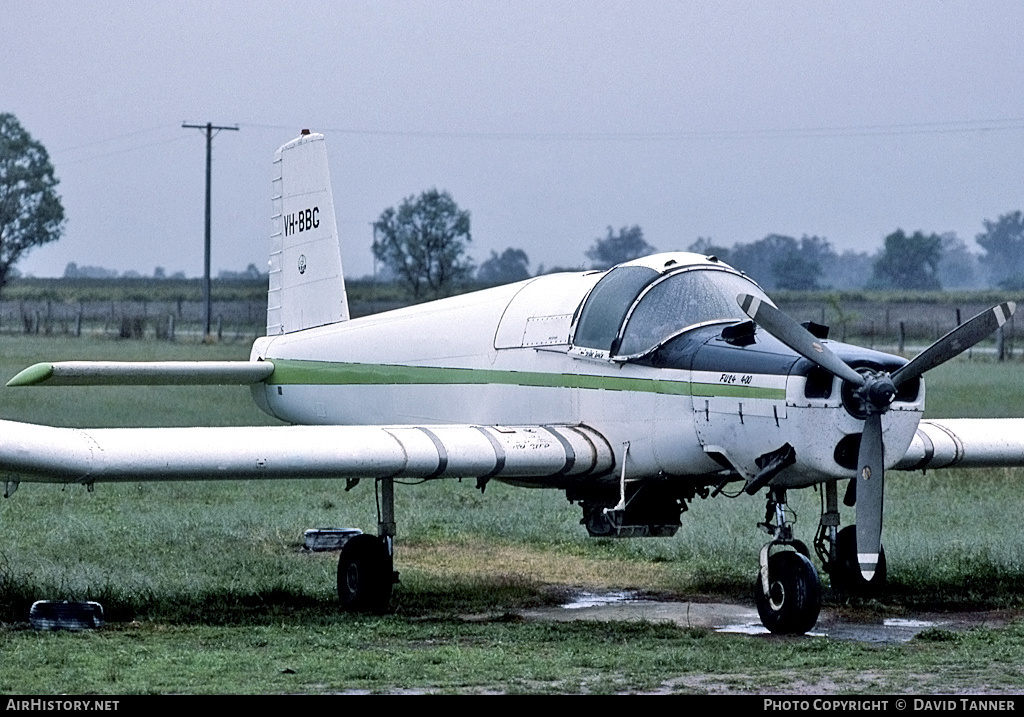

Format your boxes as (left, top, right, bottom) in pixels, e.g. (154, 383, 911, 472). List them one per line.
(182, 121, 239, 338)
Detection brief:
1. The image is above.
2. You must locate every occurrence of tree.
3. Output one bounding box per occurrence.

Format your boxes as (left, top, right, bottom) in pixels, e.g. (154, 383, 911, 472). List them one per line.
(976, 211, 1024, 288)
(63, 262, 117, 279)
(372, 189, 473, 299)
(586, 225, 655, 269)
(726, 234, 833, 290)
(821, 249, 874, 290)
(868, 229, 942, 290)
(936, 232, 982, 290)
(0, 114, 64, 290)
(477, 247, 530, 285)
(772, 235, 833, 291)
(687, 236, 731, 262)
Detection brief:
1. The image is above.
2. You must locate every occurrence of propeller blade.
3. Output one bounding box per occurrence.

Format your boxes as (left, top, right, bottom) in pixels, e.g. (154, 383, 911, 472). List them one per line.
(737, 294, 865, 387)
(855, 412, 885, 581)
(891, 302, 1015, 388)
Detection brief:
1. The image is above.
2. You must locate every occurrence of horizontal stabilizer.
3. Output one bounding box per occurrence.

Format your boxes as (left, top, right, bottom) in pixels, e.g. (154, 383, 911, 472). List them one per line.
(7, 361, 275, 387)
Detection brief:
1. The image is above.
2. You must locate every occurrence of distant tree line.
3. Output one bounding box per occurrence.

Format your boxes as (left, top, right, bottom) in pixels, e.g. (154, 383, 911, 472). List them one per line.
(370, 192, 1024, 297)
(479, 215, 1023, 292)
(686, 215, 1024, 292)
(62, 262, 266, 281)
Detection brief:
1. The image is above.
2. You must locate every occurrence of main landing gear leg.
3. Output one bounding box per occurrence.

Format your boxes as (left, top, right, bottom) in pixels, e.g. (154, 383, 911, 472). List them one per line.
(754, 488, 821, 635)
(337, 477, 398, 613)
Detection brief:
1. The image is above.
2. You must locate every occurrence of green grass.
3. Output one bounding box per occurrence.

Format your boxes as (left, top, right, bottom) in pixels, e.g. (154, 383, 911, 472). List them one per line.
(3, 335, 1024, 693)
(6, 617, 1024, 695)
(922, 358, 1024, 419)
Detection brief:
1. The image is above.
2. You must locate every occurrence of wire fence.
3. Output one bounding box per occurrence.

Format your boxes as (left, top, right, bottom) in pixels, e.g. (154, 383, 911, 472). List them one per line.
(0, 299, 266, 342)
(775, 298, 1018, 358)
(1, 295, 1018, 359)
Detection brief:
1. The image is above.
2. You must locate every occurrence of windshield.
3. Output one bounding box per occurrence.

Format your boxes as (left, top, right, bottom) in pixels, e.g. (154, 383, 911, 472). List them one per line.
(572, 266, 658, 352)
(615, 268, 769, 357)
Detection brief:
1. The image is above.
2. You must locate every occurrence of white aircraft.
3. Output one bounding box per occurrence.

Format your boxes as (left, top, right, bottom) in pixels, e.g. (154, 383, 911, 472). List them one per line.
(3, 131, 1022, 634)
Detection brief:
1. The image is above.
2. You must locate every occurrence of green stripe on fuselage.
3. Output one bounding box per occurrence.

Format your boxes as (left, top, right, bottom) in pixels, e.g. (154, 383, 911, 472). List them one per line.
(266, 359, 786, 400)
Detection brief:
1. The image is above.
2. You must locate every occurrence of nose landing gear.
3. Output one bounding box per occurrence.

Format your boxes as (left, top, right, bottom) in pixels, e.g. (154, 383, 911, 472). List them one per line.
(754, 488, 822, 634)
(755, 550, 821, 635)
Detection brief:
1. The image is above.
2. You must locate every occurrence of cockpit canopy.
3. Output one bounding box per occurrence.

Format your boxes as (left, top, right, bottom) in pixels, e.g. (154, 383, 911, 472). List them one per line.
(571, 259, 772, 360)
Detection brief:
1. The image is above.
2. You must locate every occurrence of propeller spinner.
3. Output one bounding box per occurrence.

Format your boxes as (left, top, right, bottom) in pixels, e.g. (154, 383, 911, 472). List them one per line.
(738, 294, 1015, 581)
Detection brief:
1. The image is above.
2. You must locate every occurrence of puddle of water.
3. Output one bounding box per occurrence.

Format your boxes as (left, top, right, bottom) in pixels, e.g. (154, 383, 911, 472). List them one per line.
(715, 622, 829, 637)
(544, 590, 951, 644)
(884, 618, 935, 628)
(715, 623, 770, 636)
(562, 590, 640, 609)
(713, 617, 941, 642)
(823, 617, 942, 644)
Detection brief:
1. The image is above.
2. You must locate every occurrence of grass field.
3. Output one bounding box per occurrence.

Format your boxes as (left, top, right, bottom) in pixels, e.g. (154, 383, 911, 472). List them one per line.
(2, 335, 1024, 693)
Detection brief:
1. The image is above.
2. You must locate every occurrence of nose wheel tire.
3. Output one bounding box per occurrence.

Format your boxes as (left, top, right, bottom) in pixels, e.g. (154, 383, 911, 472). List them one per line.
(755, 551, 821, 635)
(831, 525, 887, 597)
(337, 534, 394, 613)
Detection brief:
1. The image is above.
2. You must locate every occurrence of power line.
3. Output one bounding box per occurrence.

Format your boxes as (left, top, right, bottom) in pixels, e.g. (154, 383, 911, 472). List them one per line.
(53, 134, 193, 167)
(44, 114, 1024, 170)
(53, 123, 180, 154)
(240, 116, 1024, 143)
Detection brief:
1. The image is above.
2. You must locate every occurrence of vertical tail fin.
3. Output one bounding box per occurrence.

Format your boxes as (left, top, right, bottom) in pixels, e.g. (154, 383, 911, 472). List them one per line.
(267, 131, 349, 335)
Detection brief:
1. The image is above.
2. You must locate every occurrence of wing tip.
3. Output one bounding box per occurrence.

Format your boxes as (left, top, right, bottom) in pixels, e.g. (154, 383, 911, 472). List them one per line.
(7, 363, 54, 387)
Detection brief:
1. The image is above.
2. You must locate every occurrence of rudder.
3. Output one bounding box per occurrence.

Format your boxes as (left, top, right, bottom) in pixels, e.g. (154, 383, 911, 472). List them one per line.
(267, 131, 349, 335)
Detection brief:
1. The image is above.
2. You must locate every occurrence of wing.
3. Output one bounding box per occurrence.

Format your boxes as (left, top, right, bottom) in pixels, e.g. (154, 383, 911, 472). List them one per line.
(0, 419, 613, 487)
(1, 360, 611, 488)
(896, 418, 1024, 470)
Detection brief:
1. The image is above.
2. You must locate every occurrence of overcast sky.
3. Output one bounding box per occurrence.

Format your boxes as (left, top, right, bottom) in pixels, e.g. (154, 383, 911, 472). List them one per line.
(3, 1, 1023, 280)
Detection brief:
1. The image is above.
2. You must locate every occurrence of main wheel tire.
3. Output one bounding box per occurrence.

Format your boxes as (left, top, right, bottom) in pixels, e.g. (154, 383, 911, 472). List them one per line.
(581, 502, 618, 537)
(337, 534, 393, 613)
(832, 525, 887, 597)
(754, 551, 822, 635)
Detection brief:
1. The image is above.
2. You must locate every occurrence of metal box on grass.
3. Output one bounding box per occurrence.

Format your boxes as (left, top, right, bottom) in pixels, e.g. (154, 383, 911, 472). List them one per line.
(30, 600, 105, 631)
(303, 528, 362, 551)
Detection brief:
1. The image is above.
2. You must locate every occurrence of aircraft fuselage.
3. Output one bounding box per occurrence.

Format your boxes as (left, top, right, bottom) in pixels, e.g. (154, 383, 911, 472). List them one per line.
(251, 258, 924, 492)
